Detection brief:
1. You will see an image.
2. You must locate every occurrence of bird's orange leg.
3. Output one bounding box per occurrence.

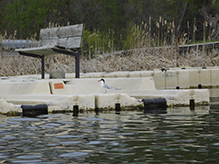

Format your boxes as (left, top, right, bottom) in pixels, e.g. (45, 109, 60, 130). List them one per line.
(104, 90, 107, 94)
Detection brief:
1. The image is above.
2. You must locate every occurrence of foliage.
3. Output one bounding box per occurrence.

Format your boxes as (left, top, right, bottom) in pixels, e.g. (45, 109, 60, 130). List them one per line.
(0, 0, 219, 52)
(3, 0, 51, 38)
(123, 23, 148, 49)
(82, 30, 114, 58)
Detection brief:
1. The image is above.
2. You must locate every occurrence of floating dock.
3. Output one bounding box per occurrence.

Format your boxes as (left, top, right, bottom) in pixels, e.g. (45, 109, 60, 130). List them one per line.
(0, 67, 213, 115)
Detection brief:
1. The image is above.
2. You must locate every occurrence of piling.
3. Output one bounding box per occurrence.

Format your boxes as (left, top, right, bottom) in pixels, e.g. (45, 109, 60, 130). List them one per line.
(198, 84, 202, 89)
(73, 105, 79, 116)
(190, 99, 195, 110)
(115, 103, 121, 114)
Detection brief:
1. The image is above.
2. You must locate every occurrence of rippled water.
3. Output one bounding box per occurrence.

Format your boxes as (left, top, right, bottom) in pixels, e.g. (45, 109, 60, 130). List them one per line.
(0, 105, 219, 163)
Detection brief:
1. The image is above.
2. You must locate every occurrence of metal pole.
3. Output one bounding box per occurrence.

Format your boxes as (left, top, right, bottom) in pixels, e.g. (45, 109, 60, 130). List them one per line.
(75, 48, 81, 78)
(41, 55, 45, 79)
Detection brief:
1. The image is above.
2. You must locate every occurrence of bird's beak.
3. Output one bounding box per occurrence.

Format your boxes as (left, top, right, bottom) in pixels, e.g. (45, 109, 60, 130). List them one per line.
(98, 80, 100, 82)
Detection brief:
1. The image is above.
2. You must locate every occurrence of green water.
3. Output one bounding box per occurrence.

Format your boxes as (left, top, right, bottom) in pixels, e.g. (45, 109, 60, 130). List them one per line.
(0, 105, 218, 163)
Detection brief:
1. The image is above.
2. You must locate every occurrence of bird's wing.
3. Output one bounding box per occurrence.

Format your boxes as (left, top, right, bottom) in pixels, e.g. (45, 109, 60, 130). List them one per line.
(104, 83, 113, 89)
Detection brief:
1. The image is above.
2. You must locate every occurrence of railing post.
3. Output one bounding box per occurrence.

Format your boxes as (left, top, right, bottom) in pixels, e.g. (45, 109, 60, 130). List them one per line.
(75, 48, 81, 78)
(41, 55, 45, 79)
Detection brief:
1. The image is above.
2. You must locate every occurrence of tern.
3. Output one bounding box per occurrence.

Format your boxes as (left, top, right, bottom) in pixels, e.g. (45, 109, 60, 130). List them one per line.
(98, 79, 121, 93)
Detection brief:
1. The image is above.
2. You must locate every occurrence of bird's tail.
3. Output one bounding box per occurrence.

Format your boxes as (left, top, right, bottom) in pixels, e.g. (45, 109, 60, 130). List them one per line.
(112, 87, 121, 90)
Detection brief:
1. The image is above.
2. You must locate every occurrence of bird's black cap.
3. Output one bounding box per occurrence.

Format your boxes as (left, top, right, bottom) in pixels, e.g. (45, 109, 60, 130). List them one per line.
(100, 79, 105, 83)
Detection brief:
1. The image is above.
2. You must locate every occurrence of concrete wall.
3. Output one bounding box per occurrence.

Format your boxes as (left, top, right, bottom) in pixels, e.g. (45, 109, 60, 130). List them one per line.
(66, 77, 156, 94)
(77, 67, 219, 90)
(0, 80, 51, 95)
(0, 68, 213, 113)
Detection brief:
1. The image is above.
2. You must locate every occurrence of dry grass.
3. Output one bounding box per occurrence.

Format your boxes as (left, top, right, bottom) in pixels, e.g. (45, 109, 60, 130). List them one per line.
(80, 48, 219, 73)
(0, 19, 218, 76)
(1, 47, 219, 77)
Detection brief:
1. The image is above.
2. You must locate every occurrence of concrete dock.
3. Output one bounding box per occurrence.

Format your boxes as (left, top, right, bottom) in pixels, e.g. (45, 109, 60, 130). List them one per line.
(0, 66, 214, 115)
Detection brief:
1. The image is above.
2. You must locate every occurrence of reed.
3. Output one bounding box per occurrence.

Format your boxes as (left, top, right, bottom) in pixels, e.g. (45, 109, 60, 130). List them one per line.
(0, 19, 218, 77)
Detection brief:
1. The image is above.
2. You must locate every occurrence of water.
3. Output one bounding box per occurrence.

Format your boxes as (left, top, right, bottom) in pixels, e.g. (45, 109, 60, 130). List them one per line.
(0, 105, 219, 163)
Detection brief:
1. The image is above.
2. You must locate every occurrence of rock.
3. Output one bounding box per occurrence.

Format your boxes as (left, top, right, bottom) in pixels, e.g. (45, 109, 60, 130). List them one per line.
(50, 68, 65, 79)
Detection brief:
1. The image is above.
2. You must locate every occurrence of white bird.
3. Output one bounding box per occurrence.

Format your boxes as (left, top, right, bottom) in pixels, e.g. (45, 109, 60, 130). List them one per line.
(98, 79, 121, 93)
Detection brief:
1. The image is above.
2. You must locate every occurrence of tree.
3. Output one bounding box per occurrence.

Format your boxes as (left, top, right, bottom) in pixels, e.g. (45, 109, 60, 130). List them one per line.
(197, 0, 219, 40)
(1, 0, 218, 51)
(181, 0, 219, 40)
(3, 0, 67, 39)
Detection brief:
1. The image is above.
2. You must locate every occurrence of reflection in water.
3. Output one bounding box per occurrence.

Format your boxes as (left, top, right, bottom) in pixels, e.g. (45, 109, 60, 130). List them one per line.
(0, 105, 219, 163)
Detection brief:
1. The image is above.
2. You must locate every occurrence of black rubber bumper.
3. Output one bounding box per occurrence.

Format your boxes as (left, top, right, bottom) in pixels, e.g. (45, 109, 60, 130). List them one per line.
(21, 104, 48, 117)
